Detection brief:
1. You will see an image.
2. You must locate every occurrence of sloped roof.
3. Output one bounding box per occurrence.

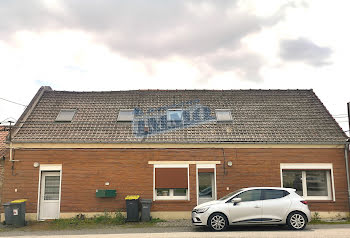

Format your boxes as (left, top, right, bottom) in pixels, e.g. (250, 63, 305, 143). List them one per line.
(12, 88, 348, 144)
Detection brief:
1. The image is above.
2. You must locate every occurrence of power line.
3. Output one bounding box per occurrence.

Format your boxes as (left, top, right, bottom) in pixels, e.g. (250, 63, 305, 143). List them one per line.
(1, 117, 17, 124)
(0, 97, 27, 107)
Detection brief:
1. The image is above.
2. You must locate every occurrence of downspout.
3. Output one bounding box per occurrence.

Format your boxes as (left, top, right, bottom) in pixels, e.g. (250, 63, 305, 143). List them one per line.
(346, 102, 350, 212)
(345, 140, 350, 213)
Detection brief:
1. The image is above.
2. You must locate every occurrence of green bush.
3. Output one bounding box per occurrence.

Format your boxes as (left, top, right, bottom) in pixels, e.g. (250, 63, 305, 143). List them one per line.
(50, 211, 126, 229)
(312, 212, 321, 221)
(92, 211, 125, 225)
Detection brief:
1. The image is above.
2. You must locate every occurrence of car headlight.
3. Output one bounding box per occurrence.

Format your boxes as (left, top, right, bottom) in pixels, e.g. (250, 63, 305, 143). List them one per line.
(195, 206, 210, 213)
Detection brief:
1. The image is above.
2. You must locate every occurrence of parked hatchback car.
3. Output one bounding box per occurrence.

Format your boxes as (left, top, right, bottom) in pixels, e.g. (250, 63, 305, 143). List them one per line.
(192, 187, 311, 231)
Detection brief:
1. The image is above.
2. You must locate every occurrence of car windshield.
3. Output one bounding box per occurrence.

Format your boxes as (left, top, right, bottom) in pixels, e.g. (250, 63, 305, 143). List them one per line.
(218, 189, 243, 200)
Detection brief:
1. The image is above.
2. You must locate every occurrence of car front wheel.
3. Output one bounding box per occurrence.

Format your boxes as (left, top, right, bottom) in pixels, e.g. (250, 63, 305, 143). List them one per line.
(208, 213, 228, 231)
(287, 211, 307, 230)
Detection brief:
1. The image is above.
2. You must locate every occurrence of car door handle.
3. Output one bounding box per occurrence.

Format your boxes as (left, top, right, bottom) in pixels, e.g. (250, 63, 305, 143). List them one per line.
(254, 205, 261, 208)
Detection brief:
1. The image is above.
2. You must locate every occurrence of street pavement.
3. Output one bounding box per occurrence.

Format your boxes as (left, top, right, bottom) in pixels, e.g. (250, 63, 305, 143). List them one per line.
(1, 223, 350, 237)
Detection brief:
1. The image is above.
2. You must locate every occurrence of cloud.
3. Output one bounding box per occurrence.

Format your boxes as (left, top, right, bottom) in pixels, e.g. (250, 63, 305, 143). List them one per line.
(0, 0, 295, 80)
(279, 38, 332, 66)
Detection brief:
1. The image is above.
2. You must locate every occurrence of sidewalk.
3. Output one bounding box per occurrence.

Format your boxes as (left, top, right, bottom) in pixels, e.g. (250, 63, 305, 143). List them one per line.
(1, 219, 350, 237)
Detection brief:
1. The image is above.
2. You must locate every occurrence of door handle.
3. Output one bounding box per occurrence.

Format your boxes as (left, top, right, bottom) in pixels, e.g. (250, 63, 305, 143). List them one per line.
(254, 205, 261, 208)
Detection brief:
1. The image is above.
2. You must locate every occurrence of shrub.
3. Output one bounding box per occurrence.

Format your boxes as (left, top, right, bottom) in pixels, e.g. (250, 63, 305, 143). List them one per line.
(312, 212, 321, 221)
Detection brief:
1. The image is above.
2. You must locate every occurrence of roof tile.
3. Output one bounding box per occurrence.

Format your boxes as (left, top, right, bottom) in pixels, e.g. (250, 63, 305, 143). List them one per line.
(12, 89, 348, 144)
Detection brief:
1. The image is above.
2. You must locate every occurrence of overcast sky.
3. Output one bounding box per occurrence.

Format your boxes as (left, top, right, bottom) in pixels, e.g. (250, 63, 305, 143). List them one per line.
(0, 0, 349, 134)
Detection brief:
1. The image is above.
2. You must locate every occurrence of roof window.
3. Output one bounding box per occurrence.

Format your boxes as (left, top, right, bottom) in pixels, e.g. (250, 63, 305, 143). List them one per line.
(167, 109, 183, 121)
(117, 109, 134, 122)
(55, 109, 76, 122)
(215, 109, 232, 122)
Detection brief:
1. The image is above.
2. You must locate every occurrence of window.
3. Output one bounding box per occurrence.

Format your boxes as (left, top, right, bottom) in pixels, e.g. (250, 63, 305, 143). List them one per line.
(198, 173, 213, 198)
(117, 109, 134, 121)
(281, 163, 333, 200)
(263, 189, 288, 200)
(44, 176, 60, 200)
(215, 109, 232, 121)
(154, 165, 189, 200)
(167, 109, 183, 121)
(234, 189, 262, 202)
(156, 188, 187, 198)
(55, 109, 76, 122)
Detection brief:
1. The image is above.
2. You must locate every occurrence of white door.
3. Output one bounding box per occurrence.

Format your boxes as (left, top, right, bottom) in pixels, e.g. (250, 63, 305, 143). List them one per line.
(198, 172, 215, 205)
(39, 171, 61, 220)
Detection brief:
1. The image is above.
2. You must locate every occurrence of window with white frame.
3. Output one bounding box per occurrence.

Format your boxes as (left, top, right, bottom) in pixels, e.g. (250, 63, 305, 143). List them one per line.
(154, 165, 189, 200)
(281, 163, 334, 200)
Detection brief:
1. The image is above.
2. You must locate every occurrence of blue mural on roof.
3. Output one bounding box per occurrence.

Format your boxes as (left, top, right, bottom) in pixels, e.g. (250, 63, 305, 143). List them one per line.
(132, 99, 215, 137)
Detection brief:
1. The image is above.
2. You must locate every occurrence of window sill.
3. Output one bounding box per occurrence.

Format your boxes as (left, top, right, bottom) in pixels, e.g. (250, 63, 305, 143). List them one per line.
(154, 199, 191, 203)
(307, 200, 335, 203)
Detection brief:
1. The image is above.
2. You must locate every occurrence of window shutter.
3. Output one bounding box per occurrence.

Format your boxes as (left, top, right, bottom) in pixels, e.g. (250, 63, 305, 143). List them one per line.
(155, 168, 188, 188)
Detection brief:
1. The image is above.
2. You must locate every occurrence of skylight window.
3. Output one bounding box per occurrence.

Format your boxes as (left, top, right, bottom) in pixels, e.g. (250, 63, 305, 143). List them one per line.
(167, 109, 183, 121)
(117, 109, 134, 122)
(55, 109, 76, 122)
(215, 109, 232, 122)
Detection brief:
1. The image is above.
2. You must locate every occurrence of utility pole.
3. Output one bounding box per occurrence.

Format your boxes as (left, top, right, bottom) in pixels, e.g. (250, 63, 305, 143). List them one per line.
(348, 102, 350, 136)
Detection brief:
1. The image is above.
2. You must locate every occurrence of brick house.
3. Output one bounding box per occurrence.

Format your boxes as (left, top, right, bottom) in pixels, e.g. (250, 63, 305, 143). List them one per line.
(1, 86, 349, 221)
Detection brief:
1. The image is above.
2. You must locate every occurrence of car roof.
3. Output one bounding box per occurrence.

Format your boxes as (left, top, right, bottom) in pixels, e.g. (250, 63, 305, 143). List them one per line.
(241, 187, 296, 192)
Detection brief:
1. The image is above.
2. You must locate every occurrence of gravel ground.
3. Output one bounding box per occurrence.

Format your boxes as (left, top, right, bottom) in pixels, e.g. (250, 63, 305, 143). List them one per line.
(155, 219, 192, 227)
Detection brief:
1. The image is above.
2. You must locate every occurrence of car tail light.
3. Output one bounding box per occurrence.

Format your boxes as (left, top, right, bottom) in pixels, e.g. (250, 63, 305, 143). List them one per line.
(300, 200, 308, 205)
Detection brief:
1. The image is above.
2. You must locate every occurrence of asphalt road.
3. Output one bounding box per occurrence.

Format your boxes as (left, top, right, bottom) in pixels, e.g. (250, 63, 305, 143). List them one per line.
(1, 224, 350, 238)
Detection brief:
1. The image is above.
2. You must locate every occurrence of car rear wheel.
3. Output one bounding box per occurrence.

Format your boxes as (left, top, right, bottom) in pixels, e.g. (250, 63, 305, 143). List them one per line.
(287, 211, 307, 230)
(208, 213, 228, 231)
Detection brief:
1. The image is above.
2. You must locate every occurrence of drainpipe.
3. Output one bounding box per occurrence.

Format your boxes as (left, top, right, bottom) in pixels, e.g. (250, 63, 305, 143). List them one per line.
(347, 102, 350, 212)
(345, 140, 350, 213)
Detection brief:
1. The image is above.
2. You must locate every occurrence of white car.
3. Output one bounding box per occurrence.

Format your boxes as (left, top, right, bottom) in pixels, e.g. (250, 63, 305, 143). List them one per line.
(192, 187, 311, 231)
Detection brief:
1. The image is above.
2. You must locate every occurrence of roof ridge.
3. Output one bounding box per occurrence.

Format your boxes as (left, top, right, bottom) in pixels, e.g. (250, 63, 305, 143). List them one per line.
(47, 89, 314, 93)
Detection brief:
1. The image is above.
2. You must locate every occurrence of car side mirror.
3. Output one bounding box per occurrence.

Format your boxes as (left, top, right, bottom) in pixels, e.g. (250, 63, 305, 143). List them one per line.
(232, 198, 242, 204)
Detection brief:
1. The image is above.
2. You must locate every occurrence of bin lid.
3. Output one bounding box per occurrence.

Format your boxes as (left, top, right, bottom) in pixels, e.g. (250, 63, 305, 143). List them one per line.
(141, 199, 152, 204)
(11, 199, 27, 204)
(125, 195, 140, 200)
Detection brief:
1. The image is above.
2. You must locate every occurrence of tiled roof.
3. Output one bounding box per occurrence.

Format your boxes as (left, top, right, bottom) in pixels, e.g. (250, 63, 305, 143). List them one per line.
(12, 89, 348, 144)
(0, 126, 8, 157)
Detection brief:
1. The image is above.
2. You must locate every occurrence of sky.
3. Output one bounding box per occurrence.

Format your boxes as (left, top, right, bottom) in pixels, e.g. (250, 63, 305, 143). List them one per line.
(0, 0, 349, 135)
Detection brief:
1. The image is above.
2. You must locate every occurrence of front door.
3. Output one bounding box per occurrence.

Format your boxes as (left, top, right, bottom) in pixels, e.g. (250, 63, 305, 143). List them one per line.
(198, 172, 215, 205)
(39, 171, 61, 220)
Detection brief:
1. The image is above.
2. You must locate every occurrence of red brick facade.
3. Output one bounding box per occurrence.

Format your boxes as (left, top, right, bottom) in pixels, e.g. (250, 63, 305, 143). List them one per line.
(2, 147, 349, 214)
(0, 127, 8, 207)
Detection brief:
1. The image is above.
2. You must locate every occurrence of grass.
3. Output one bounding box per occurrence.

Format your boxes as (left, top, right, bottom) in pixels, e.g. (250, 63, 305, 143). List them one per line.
(50, 211, 125, 229)
(0, 212, 165, 232)
(309, 219, 350, 224)
(309, 211, 350, 224)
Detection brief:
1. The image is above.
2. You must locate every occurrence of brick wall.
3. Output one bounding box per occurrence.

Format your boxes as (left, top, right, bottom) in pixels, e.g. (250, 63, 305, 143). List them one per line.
(0, 127, 8, 208)
(1, 147, 348, 214)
